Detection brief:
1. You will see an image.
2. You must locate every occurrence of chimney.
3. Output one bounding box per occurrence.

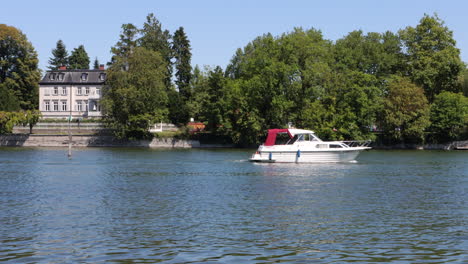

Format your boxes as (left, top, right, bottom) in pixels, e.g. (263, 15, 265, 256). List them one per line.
(99, 64, 105, 70)
(59, 65, 67, 70)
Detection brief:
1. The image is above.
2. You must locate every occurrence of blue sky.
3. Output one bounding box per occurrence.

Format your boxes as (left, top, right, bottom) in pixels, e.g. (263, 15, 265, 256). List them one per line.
(3, 0, 468, 72)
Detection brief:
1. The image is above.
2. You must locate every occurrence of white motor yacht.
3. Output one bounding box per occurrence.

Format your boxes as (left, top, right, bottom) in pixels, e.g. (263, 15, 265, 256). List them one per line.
(249, 128, 371, 163)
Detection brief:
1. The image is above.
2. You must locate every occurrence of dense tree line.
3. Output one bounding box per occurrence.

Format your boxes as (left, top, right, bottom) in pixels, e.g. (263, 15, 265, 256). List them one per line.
(101, 13, 467, 144)
(1, 15, 467, 144)
(182, 14, 467, 145)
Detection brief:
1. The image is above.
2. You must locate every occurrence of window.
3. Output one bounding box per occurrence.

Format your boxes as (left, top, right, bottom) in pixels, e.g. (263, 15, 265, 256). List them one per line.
(58, 73, 64, 80)
(49, 73, 56, 80)
(92, 101, 101, 112)
(76, 100, 82, 111)
(90, 101, 100, 111)
(96, 88, 101, 95)
(53, 87, 59, 95)
(61, 87, 67, 95)
(44, 88, 50, 96)
(81, 73, 88, 81)
(99, 73, 106, 81)
(53, 101, 59, 111)
(84, 100, 88, 111)
(85, 87, 89, 95)
(77, 87, 82, 95)
(44, 101, 50, 111)
(61, 101, 67, 111)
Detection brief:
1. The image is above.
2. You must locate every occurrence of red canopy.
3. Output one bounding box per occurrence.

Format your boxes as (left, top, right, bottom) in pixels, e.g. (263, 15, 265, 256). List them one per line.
(264, 129, 292, 146)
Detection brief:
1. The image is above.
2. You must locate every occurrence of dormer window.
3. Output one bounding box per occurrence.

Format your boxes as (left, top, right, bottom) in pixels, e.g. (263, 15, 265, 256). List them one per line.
(81, 73, 88, 81)
(49, 73, 56, 80)
(99, 73, 106, 81)
(58, 73, 64, 81)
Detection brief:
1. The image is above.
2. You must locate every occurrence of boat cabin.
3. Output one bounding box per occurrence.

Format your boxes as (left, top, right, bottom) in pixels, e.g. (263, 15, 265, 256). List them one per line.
(263, 128, 350, 149)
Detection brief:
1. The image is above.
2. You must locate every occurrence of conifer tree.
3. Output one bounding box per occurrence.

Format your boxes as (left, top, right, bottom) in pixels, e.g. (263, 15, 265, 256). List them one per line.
(173, 27, 192, 100)
(110, 23, 138, 63)
(48, 39, 69, 70)
(68, 45, 90, 69)
(93, 57, 100, 69)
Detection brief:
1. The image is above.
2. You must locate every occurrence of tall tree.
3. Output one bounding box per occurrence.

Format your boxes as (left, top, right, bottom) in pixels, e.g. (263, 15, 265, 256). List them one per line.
(400, 14, 464, 102)
(93, 57, 100, 69)
(172, 27, 192, 100)
(202, 66, 228, 132)
(48, 39, 69, 70)
(68, 45, 90, 69)
(138, 13, 173, 89)
(110, 23, 138, 62)
(0, 24, 40, 110)
(103, 47, 169, 139)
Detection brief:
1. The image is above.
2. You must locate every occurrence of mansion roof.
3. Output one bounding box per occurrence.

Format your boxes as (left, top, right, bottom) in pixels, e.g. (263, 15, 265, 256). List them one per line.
(40, 69, 106, 85)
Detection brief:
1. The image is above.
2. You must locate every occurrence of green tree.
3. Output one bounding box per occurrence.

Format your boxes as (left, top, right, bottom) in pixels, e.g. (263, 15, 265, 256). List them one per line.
(187, 65, 210, 120)
(21, 109, 41, 134)
(323, 71, 382, 140)
(0, 24, 40, 110)
(48, 40, 69, 70)
(102, 47, 169, 139)
(138, 13, 173, 89)
(172, 27, 192, 100)
(429, 91, 468, 142)
(226, 33, 296, 131)
(381, 76, 431, 143)
(334, 30, 404, 79)
(110, 23, 138, 64)
(166, 26, 193, 125)
(201, 66, 228, 132)
(400, 14, 464, 102)
(68, 45, 90, 69)
(93, 57, 100, 69)
(277, 28, 334, 127)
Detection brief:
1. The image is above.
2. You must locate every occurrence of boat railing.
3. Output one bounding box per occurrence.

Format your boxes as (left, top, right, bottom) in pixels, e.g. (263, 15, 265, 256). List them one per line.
(341, 140, 372, 147)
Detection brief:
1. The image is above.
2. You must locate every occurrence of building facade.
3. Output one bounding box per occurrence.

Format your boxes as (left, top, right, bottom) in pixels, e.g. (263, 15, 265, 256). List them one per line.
(39, 66, 106, 119)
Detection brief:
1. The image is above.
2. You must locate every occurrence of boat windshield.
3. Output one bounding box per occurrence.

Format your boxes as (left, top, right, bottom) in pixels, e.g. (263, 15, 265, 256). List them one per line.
(286, 134, 317, 144)
(286, 134, 302, 144)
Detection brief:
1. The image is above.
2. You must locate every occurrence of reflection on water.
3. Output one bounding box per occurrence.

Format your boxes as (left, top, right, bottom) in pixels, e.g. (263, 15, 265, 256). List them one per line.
(0, 148, 467, 263)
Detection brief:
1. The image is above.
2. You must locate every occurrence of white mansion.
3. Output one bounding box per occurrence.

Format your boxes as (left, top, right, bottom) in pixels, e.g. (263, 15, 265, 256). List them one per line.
(39, 65, 106, 119)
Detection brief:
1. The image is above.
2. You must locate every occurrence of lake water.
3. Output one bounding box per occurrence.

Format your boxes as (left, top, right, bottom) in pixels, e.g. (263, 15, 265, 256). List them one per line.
(0, 148, 467, 263)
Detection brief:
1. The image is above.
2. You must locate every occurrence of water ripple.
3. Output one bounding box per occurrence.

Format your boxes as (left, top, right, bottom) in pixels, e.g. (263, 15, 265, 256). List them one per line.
(0, 148, 467, 263)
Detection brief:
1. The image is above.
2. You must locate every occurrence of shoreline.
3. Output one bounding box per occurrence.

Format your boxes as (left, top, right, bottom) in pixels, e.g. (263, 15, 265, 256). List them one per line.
(1, 133, 466, 150)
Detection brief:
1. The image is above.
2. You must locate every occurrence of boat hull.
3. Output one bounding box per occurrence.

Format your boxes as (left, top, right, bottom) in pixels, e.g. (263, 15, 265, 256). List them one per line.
(249, 148, 368, 163)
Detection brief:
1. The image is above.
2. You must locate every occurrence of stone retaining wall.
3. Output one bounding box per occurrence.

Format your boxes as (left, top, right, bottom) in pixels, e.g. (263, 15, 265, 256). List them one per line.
(0, 134, 200, 148)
